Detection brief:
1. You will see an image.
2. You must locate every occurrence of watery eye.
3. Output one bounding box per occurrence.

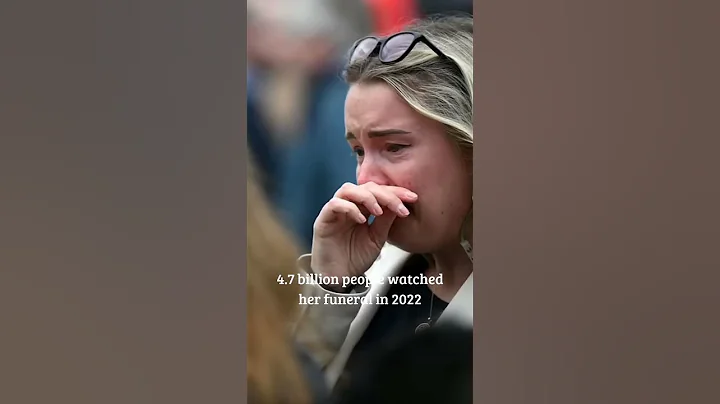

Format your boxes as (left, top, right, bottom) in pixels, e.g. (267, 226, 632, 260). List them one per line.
(386, 144, 407, 153)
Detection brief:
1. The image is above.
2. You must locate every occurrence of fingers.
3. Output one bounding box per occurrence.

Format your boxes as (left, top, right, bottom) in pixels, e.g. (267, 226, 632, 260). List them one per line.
(334, 182, 418, 218)
(369, 211, 397, 245)
(325, 197, 367, 224)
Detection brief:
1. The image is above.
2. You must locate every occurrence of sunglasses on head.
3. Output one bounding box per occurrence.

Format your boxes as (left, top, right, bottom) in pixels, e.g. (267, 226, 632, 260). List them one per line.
(348, 31, 448, 65)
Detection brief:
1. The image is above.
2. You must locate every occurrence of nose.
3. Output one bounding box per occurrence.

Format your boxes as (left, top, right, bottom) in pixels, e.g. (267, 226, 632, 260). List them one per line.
(356, 158, 390, 186)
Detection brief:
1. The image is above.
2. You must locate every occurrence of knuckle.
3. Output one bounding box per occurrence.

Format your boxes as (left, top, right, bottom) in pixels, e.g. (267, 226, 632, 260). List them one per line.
(359, 182, 382, 198)
(326, 197, 343, 209)
(335, 182, 355, 197)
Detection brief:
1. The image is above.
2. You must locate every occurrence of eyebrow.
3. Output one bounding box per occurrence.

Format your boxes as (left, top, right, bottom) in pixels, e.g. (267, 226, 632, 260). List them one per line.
(345, 129, 411, 140)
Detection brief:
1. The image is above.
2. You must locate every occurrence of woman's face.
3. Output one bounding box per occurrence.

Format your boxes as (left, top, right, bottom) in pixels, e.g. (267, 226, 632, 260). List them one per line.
(344, 81, 472, 253)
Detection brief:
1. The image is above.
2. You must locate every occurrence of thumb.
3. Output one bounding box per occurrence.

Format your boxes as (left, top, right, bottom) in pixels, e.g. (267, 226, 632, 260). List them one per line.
(368, 212, 398, 245)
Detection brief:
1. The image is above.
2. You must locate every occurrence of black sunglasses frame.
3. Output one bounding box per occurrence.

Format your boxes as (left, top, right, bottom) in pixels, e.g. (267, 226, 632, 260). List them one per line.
(348, 31, 448, 65)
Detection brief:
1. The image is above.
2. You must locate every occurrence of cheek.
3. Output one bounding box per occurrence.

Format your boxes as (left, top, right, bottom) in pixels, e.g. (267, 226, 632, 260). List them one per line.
(415, 157, 453, 190)
(416, 162, 469, 210)
(392, 173, 419, 192)
(390, 144, 464, 193)
(392, 162, 439, 193)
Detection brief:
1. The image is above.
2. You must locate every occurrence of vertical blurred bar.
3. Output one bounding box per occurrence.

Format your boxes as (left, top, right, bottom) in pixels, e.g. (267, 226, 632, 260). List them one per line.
(475, 0, 720, 403)
(0, 1, 247, 403)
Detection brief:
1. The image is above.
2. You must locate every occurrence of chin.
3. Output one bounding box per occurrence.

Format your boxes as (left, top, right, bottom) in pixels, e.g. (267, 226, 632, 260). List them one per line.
(387, 220, 436, 253)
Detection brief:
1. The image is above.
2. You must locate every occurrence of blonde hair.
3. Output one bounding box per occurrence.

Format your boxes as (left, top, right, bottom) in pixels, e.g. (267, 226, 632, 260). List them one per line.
(344, 15, 473, 153)
(247, 165, 311, 404)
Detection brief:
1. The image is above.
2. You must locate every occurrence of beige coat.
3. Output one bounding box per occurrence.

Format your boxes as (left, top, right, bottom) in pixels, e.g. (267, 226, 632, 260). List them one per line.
(292, 244, 474, 389)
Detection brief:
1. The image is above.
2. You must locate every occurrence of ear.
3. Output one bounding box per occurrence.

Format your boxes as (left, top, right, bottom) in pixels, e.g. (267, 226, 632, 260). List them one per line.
(462, 197, 473, 234)
(460, 197, 473, 263)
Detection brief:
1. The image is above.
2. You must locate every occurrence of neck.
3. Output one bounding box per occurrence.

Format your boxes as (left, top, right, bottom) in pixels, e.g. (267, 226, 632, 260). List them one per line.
(426, 241, 473, 303)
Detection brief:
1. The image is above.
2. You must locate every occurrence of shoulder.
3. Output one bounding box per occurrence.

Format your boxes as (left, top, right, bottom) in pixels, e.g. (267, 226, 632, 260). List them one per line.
(365, 244, 413, 279)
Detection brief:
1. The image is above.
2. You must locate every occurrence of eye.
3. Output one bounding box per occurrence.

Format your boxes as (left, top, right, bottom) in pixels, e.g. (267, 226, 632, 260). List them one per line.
(351, 147, 365, 157)
(386, 144, 408, 153)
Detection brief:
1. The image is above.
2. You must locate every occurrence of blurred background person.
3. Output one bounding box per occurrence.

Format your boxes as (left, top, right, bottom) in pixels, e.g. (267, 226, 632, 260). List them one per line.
(247, 163, 328, 404)
(247, 0, 372, 250)
(415, 0, 472, 19)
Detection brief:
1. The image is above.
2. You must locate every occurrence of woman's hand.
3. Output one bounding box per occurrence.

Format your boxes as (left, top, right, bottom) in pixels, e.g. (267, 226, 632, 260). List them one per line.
(310, 182, 418, 282)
